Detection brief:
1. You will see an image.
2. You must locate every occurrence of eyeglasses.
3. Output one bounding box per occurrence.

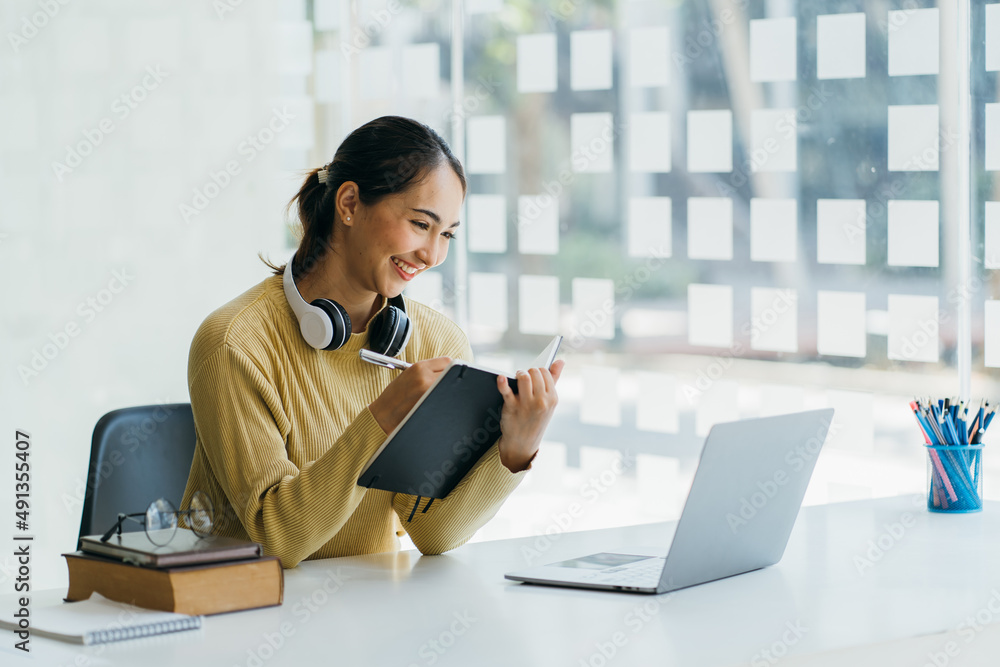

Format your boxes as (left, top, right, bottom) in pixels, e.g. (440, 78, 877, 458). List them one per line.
(99, 491, 214, 546)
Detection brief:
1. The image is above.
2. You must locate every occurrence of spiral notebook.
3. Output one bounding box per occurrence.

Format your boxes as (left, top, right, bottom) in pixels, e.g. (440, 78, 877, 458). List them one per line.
(0, 593, 202, 645)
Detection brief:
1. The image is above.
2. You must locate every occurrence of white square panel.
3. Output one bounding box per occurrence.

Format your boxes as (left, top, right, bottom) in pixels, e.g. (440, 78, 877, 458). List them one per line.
(203, 23, 249, 72)
(687, 110, 732, 173)
(0, 176, 39, 229)
(817, 13, 866, 80)
(629, 112, 671, 172)
(760, 384, 805, 417)
(887, 294, 939, 363)
(1, 94, 37, 150)
(986, 104, 1000, 171)
(467, 115, 506, 174)
(276, 97, 314, 150)
(581, 366, 621, 427)
(985, 202, 1000, 269)
(635, 372, 678, 433)
(751, 109, 797, 172)
(887, 200, 939, 267)
(628, 197, 672, 258)
(988, 5, 1000, 72)
(695, 379, 738, 437)
(986, 300, 1000, 367)
(275, 22, 314, 75)
(58, 18, 110, 72)
(571, 30, 613, 91)
(572, 278, 615, 340)
(467, 0, 503, 13)
(637, 455, 682, 512)
(404, 271, 443, 311)
(888, 105, 939, 171)
(403, 43, 440, 99)
(571, 113, 615, 173)
(750, 288, 798, 353)
(469, 273, 508, 332)
(750, 17, 797, 82)
(629, 27, 670, 87)
(517, 33, 557, 93)
(688, 284, 733, 348)
(467, 194, 506, 253)
(817, 199, 867, 265)
(279, 0, 307, 20)
(750, 198, 797, 262)
(360, 47, 393, 99)
(125, 19, 182, 72)
(888, 8, 939, 76)
(817, 291, 866, 358)
(130, 98, 180, 150)
(826, 390, 874, 453)
(314, 0, 341, 30)
(518, 195, 559, 255)
(314, 50, 341, 103)
(687, 197, 733, 260)
(518, 275, 560, 336)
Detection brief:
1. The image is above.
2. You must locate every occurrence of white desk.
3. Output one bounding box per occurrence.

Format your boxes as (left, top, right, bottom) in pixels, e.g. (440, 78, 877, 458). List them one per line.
(7, 495, 1000, 666)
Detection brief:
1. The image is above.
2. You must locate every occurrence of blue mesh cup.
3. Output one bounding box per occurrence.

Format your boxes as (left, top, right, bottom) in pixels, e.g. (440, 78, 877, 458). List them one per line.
(926, 444, 983, 513)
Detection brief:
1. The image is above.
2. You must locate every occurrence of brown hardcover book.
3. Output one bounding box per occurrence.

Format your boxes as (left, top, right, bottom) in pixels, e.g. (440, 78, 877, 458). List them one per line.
(63, 551, 283, 616)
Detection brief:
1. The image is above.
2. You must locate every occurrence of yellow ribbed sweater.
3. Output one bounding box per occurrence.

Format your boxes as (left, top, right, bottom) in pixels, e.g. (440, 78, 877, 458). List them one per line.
(180, 275, 525, 568)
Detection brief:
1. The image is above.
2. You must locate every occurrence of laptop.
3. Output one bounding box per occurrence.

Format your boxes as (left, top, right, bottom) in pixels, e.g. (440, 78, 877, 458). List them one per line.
(505, 408, 834, 594)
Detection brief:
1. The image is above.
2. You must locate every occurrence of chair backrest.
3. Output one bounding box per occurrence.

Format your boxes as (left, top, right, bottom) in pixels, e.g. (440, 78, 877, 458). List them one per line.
(78, 403, 196, 542)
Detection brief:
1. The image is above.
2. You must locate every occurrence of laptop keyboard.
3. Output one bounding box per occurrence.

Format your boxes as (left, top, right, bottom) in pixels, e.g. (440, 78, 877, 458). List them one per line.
(587, 557, 665, 587)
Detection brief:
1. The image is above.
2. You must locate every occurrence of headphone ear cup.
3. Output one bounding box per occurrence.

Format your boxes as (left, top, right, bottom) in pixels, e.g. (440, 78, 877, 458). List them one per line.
(311, 298, 351, 350)
(368, 305, 410, 357)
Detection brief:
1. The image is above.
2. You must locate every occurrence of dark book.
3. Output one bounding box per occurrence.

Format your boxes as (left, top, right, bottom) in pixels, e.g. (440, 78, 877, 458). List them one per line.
(79, 528, 262, 568)
(64, 550, 283, 616)
(358, 336, 561, 499)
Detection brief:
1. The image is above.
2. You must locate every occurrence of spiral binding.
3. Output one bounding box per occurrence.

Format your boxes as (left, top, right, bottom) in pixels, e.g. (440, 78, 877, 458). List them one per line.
(85, 616, 202, 645)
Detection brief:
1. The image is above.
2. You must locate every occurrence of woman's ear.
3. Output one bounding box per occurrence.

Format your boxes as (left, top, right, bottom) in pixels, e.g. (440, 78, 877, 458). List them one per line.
(336, 180, 359, 225)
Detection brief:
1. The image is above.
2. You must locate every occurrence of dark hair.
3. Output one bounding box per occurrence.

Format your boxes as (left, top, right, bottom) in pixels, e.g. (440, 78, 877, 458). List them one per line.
(262, 115, 466, 278)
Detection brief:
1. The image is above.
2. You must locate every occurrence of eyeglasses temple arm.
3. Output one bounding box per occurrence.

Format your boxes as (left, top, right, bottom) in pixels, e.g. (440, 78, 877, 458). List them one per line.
(99, 513, 128, 542)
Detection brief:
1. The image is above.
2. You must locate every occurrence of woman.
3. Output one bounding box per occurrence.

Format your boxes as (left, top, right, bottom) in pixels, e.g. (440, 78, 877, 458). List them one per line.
(180, 116, 563, 568)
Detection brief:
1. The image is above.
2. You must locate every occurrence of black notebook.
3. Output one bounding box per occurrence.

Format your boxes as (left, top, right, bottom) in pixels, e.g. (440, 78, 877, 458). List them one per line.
(357, 336, 561, 500)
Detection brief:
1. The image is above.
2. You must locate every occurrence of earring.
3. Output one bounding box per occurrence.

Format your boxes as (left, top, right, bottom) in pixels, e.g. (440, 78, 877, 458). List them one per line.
(346, 216, 351, 221)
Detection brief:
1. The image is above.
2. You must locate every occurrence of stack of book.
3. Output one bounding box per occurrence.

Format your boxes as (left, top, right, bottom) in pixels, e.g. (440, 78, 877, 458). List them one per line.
(64, 529, 282, 615)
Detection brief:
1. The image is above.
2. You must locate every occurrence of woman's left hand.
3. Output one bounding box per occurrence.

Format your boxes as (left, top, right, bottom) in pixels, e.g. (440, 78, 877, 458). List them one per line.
(496, 360, 565, 473)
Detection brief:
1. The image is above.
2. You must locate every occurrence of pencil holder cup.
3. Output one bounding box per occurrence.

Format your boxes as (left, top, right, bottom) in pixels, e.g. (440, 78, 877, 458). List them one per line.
(925, 444, 983, 513)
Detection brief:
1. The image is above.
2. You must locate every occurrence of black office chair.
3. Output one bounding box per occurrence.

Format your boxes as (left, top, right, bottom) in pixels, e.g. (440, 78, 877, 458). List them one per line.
(77, 403, 197, 542)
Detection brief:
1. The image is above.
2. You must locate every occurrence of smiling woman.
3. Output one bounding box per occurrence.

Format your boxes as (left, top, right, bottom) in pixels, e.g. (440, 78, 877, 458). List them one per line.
(180, 116, 563, 568)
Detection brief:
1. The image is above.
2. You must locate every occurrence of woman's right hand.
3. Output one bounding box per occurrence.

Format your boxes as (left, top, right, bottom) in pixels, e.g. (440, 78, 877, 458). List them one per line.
(369, 356, 452, 434)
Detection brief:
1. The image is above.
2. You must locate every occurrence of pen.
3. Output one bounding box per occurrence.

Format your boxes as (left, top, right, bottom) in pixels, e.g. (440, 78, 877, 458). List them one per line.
(359, 349, 413, 371)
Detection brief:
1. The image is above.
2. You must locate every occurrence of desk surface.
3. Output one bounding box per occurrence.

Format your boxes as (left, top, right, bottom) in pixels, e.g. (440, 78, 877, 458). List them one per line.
(5, 495, 1000, 666)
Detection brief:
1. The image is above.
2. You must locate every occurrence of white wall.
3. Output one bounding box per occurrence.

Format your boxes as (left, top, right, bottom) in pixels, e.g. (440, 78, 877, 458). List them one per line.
(1, 0, 304, 589)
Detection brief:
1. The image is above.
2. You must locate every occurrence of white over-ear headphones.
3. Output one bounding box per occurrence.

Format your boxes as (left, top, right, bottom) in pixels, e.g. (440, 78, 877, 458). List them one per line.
(283, 256, 412, 354)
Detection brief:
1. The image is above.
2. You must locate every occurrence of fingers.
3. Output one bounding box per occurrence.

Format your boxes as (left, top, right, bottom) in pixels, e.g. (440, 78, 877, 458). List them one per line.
(548, 359, 565, 385)
(421, 356, 452, 372)
(527, 368, 544, 399)
(497, 374, 515, 402)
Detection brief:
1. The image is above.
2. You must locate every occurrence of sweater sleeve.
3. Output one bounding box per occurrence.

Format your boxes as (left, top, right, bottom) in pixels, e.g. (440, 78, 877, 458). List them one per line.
(391, 326, 526, 555)
(189, 343, 386, 568)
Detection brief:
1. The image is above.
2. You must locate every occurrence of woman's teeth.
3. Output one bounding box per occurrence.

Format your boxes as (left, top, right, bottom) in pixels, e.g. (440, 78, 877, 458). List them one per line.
(392, 257, 417, 275)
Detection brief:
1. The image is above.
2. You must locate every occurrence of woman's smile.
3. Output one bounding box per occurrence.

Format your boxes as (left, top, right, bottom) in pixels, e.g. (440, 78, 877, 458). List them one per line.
(391, 256, 421, 280)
